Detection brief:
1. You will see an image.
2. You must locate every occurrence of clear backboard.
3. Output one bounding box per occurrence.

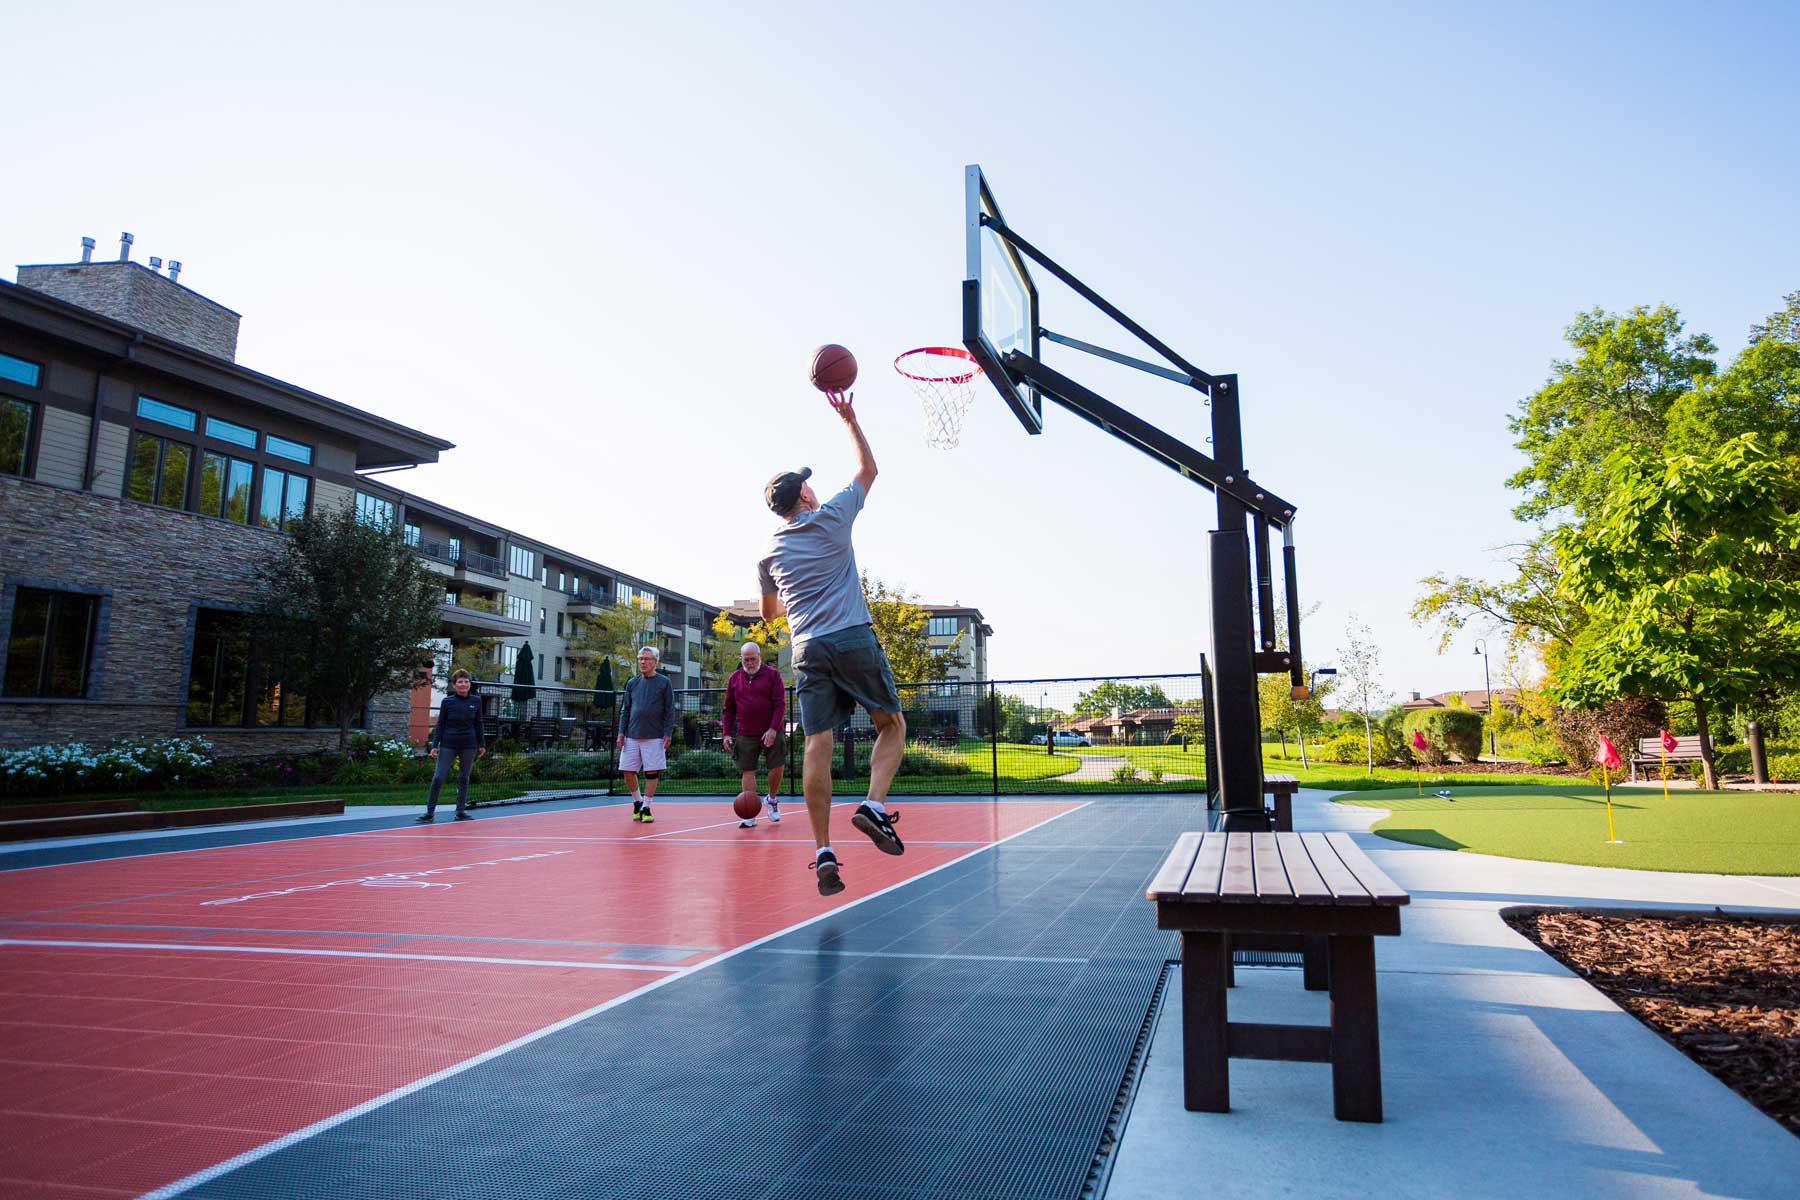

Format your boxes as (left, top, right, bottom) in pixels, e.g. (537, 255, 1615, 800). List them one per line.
(963, 165, 1043, 434)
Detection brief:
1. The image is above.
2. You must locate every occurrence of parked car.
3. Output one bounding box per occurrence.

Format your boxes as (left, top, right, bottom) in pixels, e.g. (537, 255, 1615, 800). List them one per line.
(1030, 731, 1092, 747)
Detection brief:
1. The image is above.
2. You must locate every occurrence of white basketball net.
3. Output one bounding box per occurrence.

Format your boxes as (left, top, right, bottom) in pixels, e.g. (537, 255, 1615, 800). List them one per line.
(894, 346, 983, 450)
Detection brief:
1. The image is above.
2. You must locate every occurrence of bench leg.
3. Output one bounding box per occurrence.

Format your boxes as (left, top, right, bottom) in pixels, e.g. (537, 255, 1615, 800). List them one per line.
(1328, 934, 1382, 1122)
(1302, 935, 1329, 991)
(1274, 792, 1293, 832)
(1182, 930, 1230, 1113)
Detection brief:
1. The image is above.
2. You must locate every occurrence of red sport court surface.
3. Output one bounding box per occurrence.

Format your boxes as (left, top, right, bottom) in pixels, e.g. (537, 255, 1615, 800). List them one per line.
(0, 799, 1081, 1198)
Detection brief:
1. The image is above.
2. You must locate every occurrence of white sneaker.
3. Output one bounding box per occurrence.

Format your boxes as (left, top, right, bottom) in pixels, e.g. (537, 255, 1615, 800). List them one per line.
(767, 799, 781, 823)
(738, 818, 756, 829)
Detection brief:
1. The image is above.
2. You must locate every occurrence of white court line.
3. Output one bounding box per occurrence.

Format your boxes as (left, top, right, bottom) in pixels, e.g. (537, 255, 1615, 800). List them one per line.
(0, 939, 677, 972)
(138, 798, 1091, 1199)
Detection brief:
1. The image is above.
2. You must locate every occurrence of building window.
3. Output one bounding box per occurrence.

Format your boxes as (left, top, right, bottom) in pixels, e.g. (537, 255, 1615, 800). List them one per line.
(556, 612, 565, 637)
(554, 656, 563, 681)
(3, 588, 100, 698)
(445, 589, 460, 606)
(509, 545, 535, 577)
(539, 606, 546, 633)
(185, 608, 360, 729)
(136, 395, 197, 432)
(505, 595, 532, 622)
(404, 523, 421, 548)
(539, 653, 545, 678)
(688, 643, 702, 663)
(1, 398, 34, 477)
(355, 491, 396, 530)
(499, 645, 519, 673)
(204, 417, 258, 449)
(198, 452, 256, 523)
(0, 352, 42, 388)
(127, 431, 193, 510)
(616, 582, 634, 606)
(541, 566, 548, 586)
(449, 536, 462, 562)
(928, 617, 959, 637)
(556, 571, 566, 592)
(265, 435, 313, 465)
(258, 467, 310, 531)
(572, 574, 580, 593)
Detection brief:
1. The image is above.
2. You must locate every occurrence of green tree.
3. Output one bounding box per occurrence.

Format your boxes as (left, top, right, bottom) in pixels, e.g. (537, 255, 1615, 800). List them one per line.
(861, 574, 965, 684)
(448, 594, 504, 680)
(1072, 680, 1175, 718)
(1553, 436, 1800, 789)
(1335, 615, 1389, 774)
(1507, 303, 1716, 523)
(254, 504, 443, 750)
(566, 595, 656, 689)
(704, 608, 789, 686)
(1172, 712, 1207, 752)
(1667, 291, 1800, 457)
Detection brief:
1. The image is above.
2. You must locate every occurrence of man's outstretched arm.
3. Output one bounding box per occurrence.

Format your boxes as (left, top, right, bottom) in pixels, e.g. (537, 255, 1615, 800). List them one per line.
(826, 391, 876, 495)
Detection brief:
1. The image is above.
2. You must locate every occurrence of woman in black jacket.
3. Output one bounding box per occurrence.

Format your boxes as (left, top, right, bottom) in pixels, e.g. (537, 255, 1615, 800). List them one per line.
(419, 669, 486, 822)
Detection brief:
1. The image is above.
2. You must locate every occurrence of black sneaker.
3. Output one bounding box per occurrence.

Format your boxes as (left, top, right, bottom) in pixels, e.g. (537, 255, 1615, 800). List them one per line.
(852, 804, 904, 856)
(454, 812, 474, 821)
(812, 851, 844, 896)
(415, 814, 435, 823)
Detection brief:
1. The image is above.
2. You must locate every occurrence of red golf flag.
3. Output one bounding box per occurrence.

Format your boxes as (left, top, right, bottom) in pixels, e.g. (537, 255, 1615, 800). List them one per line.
(1597, 735, 1622, 771)
(1660, 729, 1679, 753)
(1411, 729, 1428, 753)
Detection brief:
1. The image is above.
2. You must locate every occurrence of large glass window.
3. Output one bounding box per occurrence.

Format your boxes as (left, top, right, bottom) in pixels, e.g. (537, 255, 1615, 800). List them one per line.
(355, 491, 396, 530)
(928, 617, 959, 637)
(3, 588, 99, 698)
(505, 595, 533, 622)
(258, 466, 310, 531)
(198, 452, 256, 523)
(136, 395, 197, 432)
(265, 435, 312, 464)
(0, 352, 42, 388)
(127, 431, 193, 510)
(499, 645, 520, 673)
(1, 398, 33, 477)
(404, 523, 421, 548)
(185, 608, 357, 728)
(204, 417, 258, 449)
(509, 545, 535, 577)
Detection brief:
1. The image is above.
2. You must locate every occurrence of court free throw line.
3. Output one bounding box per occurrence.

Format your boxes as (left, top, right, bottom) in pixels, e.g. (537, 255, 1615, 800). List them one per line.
(137, 799, 1091, 1200)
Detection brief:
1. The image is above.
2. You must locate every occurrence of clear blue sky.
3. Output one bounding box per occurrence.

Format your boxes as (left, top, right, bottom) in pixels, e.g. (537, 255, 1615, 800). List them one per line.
(6, 1, 1796, 702)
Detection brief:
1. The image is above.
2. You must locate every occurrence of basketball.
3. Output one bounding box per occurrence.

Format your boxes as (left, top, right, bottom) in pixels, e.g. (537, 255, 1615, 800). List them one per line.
(733, 790, 762, 820)
(809, 344, 857, 393)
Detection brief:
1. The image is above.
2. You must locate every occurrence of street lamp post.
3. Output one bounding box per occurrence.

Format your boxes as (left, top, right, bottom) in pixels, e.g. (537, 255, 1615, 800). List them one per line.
(1042, 690, 1051, 757)
(1473, 639, 1495, 759)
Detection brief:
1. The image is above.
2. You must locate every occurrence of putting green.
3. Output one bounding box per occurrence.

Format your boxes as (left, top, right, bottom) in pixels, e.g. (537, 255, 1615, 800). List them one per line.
(1335, 785, 1800, 876)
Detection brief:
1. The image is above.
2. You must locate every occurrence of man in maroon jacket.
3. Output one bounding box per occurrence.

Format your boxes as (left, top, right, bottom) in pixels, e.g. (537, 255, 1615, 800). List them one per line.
(722, 640, 787, 828)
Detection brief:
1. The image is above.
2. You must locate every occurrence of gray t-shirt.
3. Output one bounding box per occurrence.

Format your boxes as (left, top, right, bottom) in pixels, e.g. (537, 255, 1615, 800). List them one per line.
(758, 480, 871, 645)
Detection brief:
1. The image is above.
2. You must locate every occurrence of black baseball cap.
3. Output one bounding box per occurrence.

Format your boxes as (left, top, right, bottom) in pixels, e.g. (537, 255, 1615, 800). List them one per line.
(765, 467, 812, 515)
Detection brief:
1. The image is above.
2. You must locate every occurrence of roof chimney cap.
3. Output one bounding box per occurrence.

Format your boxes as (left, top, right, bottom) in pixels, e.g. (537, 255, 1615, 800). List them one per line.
(80, 237, 96, 264)
(148, 256, 163, 272)
(118, 232, 134, 262)
(167, 260, 182, 284)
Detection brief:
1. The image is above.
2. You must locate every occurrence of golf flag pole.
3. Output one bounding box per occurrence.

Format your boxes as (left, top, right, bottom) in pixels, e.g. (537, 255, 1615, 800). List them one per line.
(1598, 735, 1624, 844)
(1411, 729, 1428, 796)
(1659, 728, 1678, 800)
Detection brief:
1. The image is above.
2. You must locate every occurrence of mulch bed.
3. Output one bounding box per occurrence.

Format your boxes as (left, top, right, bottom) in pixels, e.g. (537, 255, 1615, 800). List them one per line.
(1506, 910, 1800, 1137)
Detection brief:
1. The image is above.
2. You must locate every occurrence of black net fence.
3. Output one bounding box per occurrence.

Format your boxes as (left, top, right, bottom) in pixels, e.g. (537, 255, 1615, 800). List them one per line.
(466, 672, 1211, 797)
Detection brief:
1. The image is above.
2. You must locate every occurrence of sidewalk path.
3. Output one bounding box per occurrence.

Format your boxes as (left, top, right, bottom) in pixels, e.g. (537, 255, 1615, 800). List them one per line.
(1106, 789, 1800, 1200)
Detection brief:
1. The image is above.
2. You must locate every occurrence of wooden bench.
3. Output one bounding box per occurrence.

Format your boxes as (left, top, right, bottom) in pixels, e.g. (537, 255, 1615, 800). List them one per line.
(1147, 830, 1409, 1122)
(525, 716, 567, 750)
(1263, 772, 1300, 831)
(1632, 735, 1702, 782)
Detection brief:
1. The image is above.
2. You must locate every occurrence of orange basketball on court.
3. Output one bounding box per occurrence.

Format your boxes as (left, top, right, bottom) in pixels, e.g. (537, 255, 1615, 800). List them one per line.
(733, 790, 762, 820)
(809, 343, 857, 393)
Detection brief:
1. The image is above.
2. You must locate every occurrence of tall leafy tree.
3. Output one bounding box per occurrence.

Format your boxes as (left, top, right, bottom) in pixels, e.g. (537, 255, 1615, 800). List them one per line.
(1072, 680, 1175, 718)
(566, 595, 656, 688)
(861, 574, 966, 684)
(1553, 436, 1800, 789)
(255, 504, 443, 750)
(1667, 291, 1800, 457)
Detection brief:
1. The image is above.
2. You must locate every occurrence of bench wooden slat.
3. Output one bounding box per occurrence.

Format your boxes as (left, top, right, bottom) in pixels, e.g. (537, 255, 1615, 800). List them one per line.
(1146, 832, 1205, 900)
(1219, 833, 1259, 902)
(1251, 832, 1294, 900)
(1325, 833, 1410, 905)
(1263, 772, 1300, 795)
(1275, 833, 1334, 904)
(1298, 832, 1373, 906)
(1182, 832, 1228, 900)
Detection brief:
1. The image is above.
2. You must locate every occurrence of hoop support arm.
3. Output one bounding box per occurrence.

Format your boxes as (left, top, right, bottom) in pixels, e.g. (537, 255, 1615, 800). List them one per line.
(1003, 351, 1296, 526)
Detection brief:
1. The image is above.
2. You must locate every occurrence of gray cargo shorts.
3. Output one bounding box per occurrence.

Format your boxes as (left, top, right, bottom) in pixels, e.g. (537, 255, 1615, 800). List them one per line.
(791, 624, 902, 735)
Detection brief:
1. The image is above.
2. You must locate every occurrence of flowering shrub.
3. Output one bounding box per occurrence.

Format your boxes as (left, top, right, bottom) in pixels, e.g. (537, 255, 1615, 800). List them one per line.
(0, 737, 217, 798)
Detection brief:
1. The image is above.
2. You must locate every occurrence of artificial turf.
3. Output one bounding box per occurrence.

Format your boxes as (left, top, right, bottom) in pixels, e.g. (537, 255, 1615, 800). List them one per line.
(1336, 784, 1800, 876)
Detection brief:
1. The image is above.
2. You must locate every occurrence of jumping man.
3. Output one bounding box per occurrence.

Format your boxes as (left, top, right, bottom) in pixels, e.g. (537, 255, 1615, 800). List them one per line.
(759, 389, 906, 896)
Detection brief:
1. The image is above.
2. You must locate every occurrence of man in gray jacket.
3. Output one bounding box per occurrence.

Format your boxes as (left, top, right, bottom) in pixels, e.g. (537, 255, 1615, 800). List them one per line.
(616, 645, 676, 823)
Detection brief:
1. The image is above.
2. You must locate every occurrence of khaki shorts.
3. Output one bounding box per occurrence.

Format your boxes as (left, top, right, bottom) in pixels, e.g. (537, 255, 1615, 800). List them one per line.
(731, 730, 787, 772)
(792, 624, 901, 735)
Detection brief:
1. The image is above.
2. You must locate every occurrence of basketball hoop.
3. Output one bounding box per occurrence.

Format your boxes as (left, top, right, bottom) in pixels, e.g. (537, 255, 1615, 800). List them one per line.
(895, 346, 982, 450)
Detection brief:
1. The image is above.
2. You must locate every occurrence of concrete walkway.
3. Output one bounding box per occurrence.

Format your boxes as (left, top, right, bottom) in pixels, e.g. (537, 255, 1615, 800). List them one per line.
(1106, 789, 1800, 1199)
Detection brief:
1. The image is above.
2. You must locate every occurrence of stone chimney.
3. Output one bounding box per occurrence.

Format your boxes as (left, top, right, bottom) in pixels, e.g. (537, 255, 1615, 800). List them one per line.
(17, 234, 240, 361)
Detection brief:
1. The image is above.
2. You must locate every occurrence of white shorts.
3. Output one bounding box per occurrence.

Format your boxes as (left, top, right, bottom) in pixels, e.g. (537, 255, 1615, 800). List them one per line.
(620, 737, 666, 772)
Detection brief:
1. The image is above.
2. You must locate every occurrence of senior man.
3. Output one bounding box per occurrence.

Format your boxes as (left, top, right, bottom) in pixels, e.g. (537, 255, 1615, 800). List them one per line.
(722, 641, 787, 828)
(615, 645, 676, 823)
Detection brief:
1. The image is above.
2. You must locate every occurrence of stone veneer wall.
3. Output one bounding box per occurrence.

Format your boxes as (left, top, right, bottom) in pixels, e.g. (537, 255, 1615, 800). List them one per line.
(0, 475, 409, 754)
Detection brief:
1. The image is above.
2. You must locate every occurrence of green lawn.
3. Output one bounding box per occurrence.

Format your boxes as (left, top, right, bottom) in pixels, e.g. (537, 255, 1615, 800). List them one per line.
(1060, 745, 1574, 792)
(1337, 784, 1800, 875)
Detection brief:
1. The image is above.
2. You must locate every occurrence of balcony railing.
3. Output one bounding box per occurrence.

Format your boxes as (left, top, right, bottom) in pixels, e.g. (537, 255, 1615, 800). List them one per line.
(567, 586, 608, 608)
(413, 539, 458, 567)
(459, 549, 506, 577)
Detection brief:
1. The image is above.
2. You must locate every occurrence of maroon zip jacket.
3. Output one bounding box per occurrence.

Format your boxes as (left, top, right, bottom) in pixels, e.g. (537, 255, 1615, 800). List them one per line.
(723, 665, 786, 738)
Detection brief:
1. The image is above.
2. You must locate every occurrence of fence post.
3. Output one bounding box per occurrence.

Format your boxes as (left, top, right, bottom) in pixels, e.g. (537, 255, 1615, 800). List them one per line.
(605, 689, 619, 797)
(989, 681, 1000, 798)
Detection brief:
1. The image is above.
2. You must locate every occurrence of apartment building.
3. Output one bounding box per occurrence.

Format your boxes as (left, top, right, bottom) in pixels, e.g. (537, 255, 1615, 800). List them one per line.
(0, 239, 715, 752)
(718, 600, 991, 686)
